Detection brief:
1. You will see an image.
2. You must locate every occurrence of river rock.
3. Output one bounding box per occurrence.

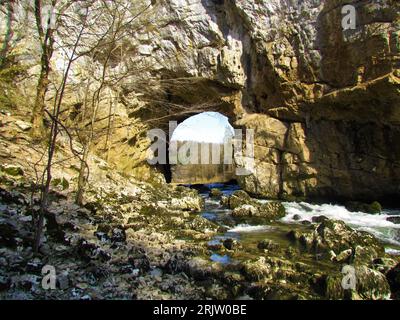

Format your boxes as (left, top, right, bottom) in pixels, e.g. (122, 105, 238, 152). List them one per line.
(227, 190, 286, 220)
(210, 188, 223, 198)
(170, 195, 204, 212)
(258, 202, 286, 220)
(386, 262, 400, 299)
(287, 219, 384, 264)
(227, 190, 253, 209)
(345, 201, 382, 214)
(293, 214, 301, 221)
(325, 266, 391, 300)
(231, 204, 257, 217)
(312, 215, 329, 223)
(223, 238, 240, 251)
(257, 240, 279, 251)
(231, 201, 286, 220)
(220, 196, 229, 207)
(387, 216, 400, 224)
(241, 257, 271, 281)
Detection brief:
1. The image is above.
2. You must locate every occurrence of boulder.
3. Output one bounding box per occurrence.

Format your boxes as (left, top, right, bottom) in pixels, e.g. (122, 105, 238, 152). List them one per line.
(345, 201, 382, 214)
(209, 188, 223, 198)
(386, 262, 400, 299)
(241, 257, 271, 281)
(286, 219, 384, 264)
(258, 202, 286, 220)
(226, 190, 286, 220)
(228, 190, 252, 209)
(386, 216, 400, 224)
(220, 196, 229, 207)
(231, 202, 286, 220)
(231, 204, 257, 217)
(223, 238, 240, 250)
(257, 239, 279, 251)
(170, 195, 204, 212)
(325, 266, 391, 300)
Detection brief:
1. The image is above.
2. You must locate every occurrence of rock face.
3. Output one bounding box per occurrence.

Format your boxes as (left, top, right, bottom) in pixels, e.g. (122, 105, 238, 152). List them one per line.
(7, 1, 400, 201)
(87, 0, 399, 203)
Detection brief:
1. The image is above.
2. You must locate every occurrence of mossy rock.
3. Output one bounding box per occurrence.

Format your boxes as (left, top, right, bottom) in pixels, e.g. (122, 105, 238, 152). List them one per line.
(228, 190, 252, 209)
(0, 164, 24, 177)
(369, 201, 382, 214)
(209, 188, 223, 198)
(345, 201, 382, 214)
(387, 216, 400, 224)
(220, 195, 229, 207)
(287, 218, 384, 262)
(325, 266, 390, 300)
(139, 204, 168, 216)
(51, 177, 69, 190)
(241, 257, 271, 281)
(258, 239, 280, 251)
(258, 202, 286, 219)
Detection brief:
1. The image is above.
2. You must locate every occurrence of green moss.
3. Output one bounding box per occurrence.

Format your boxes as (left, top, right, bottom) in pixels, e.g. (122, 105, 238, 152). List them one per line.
(51, 177, 70, 190)
(345, 201, 382, 214)
(210, 188, 223, 198)
(0, 164, 24, 176)
(369, 201, 382, 214)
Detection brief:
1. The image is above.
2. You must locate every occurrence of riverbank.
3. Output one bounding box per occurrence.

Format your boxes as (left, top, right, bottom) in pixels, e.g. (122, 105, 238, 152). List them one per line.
(1, 116, 400, 300)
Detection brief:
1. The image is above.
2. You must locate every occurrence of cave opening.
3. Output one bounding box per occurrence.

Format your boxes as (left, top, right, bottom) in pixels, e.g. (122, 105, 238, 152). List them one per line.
(164, 111, 238, 187)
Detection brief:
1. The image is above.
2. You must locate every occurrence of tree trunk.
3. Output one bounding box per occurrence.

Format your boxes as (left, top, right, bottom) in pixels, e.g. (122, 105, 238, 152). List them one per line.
(31, 0, 55, 140)
(31, 67, 50, 139)
(75, 145, 89, 206)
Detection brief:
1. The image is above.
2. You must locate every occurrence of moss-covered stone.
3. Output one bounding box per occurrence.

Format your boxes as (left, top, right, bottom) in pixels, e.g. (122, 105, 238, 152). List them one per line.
(210, 188, 223, 198)
(228, 190, 252, 209)
(258, 202, 286, 219)
(345, 201, 382, 214)
(0, 164, 24, 177)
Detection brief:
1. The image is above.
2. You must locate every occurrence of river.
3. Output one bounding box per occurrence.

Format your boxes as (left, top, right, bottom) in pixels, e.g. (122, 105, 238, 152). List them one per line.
(194, 184, 400, 265)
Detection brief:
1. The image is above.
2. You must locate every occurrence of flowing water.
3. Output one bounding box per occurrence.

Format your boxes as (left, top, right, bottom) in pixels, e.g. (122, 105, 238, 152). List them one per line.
(195, 184, 400, 264)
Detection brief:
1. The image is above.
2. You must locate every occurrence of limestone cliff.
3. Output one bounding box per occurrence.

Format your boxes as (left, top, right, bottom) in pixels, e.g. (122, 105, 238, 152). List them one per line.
(4, 0, 400, 202)
(102, 0, 399, 203)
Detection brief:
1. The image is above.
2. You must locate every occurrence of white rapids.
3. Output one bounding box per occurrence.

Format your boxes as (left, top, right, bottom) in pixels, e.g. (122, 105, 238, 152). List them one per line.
(281, 201, 400, 247)
(227, 224, 274, 233)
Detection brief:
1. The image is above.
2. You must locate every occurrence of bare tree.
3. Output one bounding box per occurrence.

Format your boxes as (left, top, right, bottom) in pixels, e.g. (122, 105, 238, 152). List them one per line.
(33, 3, 89, 253)
(74, 0, 159, 204)
(31, 0, 58, 139)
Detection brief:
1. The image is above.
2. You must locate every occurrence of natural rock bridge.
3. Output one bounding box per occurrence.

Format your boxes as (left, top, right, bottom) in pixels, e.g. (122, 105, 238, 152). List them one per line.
(169, 112, 236, 185)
